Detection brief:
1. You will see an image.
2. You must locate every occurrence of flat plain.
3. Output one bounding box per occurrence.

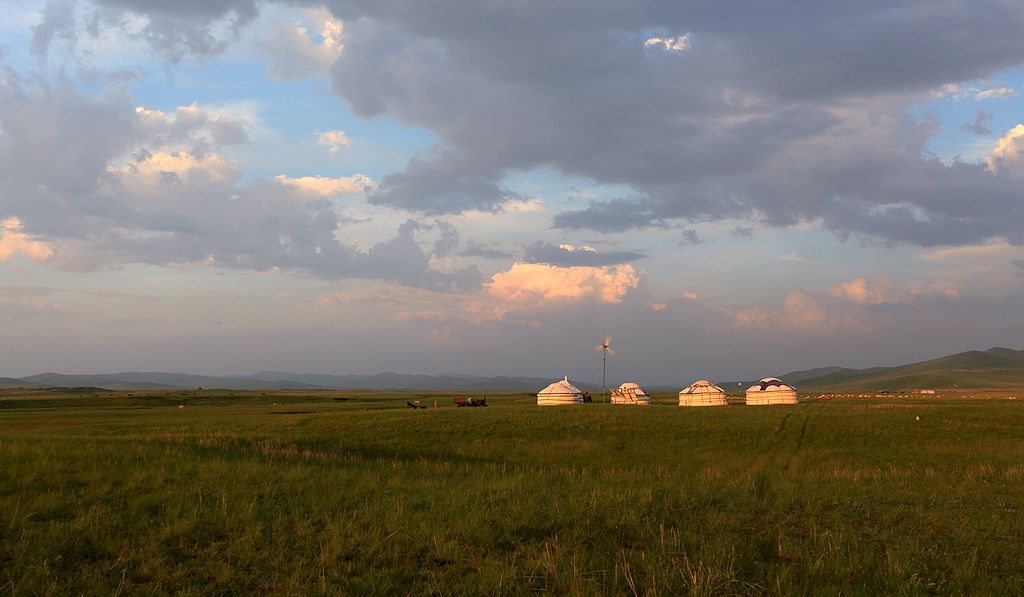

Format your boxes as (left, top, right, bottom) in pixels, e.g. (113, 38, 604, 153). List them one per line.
(1, 389, 1022, 595)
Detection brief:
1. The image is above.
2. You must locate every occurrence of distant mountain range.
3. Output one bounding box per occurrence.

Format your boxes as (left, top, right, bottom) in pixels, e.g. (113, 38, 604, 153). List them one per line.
(2, 347, 1023, 392)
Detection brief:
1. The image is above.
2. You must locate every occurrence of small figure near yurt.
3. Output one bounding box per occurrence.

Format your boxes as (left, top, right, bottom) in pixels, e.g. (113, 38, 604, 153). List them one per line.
(537, 376, 585, 406)
(678, 379, 727, 407)
(745, 377, 798, 405)
(611, 382, 651, 405)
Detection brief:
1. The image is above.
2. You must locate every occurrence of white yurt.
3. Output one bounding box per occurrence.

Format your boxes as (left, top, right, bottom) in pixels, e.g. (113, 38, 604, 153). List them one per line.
(537, 376, 585, 406)
(611, 382, 651, 405)
(678, 379, 727, 407)
(745, 378, 799, 405)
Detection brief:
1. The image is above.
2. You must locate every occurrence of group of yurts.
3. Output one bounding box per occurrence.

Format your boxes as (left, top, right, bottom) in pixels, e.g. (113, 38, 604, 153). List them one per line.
(536, 377, 799, 406)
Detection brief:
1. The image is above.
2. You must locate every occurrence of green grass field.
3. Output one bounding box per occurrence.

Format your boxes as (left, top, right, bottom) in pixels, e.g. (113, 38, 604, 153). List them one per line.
(2, 389, 1023, 595)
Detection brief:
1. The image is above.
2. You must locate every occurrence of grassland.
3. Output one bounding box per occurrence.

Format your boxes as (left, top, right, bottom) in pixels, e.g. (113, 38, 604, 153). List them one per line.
(1, 388, 1023, 595)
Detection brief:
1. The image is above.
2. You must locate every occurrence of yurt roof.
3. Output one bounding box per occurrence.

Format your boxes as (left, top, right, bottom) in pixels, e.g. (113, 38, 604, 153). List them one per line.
(538, 376, 582, 395)
(619, 382, 649, 394)
(680, 380, 724, 394)
(747, 377, 796, 392)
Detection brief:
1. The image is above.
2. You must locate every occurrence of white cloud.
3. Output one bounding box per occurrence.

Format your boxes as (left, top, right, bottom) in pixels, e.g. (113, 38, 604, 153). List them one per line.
(975, 86, 1017, 100)
(274, 174, 374, 197)
(486, 262, 640, 305)
(133, 102, 251, 149)
(987, 124, 1024, 176)
(557, 243, 597, 253)
(930, 83, 964, 100)
(264, 7, 343, 79)
(111, 151, 241, 194)
(682, 291, 699, 301)
(317, 130, 352, 153)
(644, 34, 691, 53)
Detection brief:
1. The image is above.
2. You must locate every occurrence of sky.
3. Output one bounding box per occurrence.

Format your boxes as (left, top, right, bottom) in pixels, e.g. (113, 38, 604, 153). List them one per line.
(1, 0, 1024, 385)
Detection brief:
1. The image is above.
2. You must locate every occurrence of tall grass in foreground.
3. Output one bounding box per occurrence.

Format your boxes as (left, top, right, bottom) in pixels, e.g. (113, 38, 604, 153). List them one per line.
(1, 394, 1022, 594)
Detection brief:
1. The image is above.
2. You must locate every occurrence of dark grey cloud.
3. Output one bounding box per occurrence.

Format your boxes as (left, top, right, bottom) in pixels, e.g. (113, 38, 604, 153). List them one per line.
(962, 109, 993, 136)
(678, 229, 700, 246)
(553, 198, 672, 233)
(461, 241, 513, 260)
(32, 0, 78, 60)
(732, 226, 755, 239)
(33, 0, 260, 63)
(315, 1, 1024, 246)
(24, 0, 1024, 249)
(521, 241, 644, 267)
(431, 220, 460, 259)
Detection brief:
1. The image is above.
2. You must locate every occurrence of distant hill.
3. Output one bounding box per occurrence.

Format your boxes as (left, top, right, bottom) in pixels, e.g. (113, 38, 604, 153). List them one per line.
(235, 371, 579, 391)
(7, 371, 596, 392)
(0, 377, 51, 389)
(6, 347, 1024, 392)
(782, 347, 1024, 391)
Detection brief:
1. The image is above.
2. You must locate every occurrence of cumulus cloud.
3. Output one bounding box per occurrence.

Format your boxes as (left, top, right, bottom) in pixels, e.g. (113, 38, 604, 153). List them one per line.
(317, 130, 351, 153)
(486, 263, 640, 305)
(321, 259, 643, 330)
(521, 241, 644, 267)
(831, 277, 959, 305)
(133, 103, 251, 150)
(975, 86, 1017, 100)
(0, 218, 55, 263)
(264, 7, 343, 79)
(733, 290, 830, 330)
(830, 278, 888, 305)
(113, 151, 241, 193)
(987, 124, 1024, 176)
(274, 174, 373, 197)
(930, 83, 964, 100)
(0, 75, 474, 290)
(644, 34, 691, 53)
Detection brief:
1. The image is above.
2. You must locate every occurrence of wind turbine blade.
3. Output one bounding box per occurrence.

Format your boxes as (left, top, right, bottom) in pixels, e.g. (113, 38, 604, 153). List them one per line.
(605, 334, 613, 346)
(607, 347, 616, 357)
(594, 344, 604, 352)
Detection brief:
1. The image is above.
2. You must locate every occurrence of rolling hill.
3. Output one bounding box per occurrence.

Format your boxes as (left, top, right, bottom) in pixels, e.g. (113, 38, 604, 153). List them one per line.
(783, 347, 1024, 391)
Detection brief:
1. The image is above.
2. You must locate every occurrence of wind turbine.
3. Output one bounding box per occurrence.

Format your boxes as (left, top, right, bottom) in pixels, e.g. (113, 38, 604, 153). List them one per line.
(595, 335, 615, 403)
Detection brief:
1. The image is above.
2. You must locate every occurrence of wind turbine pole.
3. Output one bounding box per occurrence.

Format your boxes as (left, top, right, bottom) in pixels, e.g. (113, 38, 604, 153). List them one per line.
(596, 335, 612, 404)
